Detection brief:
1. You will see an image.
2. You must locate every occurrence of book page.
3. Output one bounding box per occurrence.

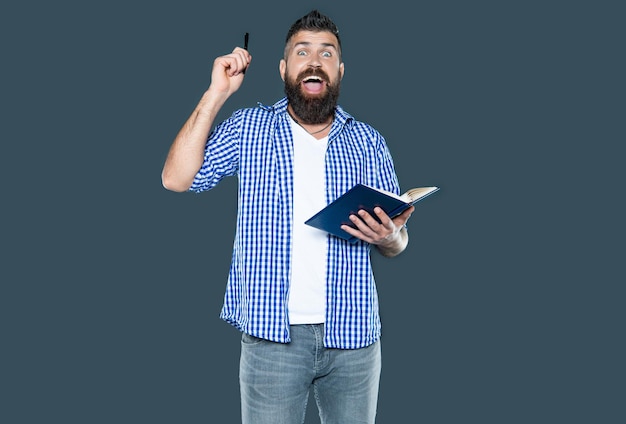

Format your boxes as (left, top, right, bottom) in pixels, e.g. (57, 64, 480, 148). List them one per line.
(402, 187, 438, 203)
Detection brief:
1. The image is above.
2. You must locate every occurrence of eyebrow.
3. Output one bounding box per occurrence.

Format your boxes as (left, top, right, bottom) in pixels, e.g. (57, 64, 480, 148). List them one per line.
(293, 41, 338, 51)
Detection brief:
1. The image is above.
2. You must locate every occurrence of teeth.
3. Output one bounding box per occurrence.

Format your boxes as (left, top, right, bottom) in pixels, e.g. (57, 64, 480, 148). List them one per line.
(303, 77, 322, 82)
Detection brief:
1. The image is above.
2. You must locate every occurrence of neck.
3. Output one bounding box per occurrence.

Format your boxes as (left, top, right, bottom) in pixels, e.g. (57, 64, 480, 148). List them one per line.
(286, 107, 333, 136)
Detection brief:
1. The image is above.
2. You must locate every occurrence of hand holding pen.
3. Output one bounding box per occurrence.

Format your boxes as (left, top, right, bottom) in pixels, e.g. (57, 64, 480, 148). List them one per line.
(209, 32, 251, 96)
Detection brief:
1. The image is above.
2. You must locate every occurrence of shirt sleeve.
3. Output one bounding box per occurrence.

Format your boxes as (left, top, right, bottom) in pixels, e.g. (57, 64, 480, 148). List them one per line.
(189, 110, 242, 193)
(373, 130, 401, 196)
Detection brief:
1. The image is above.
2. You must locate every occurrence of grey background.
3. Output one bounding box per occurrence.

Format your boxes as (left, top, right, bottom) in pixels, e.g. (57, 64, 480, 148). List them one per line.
(2, 0, 623, 423)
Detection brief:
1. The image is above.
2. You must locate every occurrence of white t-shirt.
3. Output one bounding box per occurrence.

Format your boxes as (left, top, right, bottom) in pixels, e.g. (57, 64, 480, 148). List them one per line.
(287, 117, 329, 324)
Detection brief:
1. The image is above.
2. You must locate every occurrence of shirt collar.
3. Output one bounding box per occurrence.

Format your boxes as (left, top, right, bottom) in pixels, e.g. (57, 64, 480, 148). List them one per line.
(258, 97, 354, 129)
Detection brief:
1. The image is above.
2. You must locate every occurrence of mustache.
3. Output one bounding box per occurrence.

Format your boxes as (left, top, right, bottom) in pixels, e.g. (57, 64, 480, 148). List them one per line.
(297, 68, 331, 84)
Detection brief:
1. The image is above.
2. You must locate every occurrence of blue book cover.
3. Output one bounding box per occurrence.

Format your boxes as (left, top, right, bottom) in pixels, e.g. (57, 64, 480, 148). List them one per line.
(304, 184, 439, 242)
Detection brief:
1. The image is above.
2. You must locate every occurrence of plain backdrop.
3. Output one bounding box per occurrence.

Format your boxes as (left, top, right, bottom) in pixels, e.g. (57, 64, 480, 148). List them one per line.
(2, 1, 623, 423)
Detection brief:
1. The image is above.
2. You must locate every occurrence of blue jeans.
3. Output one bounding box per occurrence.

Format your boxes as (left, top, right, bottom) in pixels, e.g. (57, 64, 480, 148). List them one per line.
(239, 324, 381, 424)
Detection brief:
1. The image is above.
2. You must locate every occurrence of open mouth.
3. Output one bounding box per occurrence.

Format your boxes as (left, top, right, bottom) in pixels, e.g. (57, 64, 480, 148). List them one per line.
(301, 76, 326, 94)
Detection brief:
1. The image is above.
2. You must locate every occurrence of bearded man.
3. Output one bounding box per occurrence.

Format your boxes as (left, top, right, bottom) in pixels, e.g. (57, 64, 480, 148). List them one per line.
(161, 10, 414, 424)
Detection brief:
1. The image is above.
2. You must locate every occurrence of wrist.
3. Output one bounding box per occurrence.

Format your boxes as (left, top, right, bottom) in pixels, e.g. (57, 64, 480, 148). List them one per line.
(196, 88, 228, 117)
(376, 228, 408, 257)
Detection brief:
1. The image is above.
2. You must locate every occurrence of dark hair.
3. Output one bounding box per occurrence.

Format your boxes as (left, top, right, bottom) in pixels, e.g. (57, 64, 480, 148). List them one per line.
(285, 10, 341, 53)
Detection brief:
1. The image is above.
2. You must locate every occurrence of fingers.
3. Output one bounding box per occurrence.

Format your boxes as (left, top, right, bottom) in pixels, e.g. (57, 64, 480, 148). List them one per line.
(209, 47, 252, 96)
(394, 205, 415, 224)
(357, 208, 388, 230)
(215, 47, 251, 77)
(340, 206, 414, 244)
(366, 206, 414, 228)
(340, 209, 391, 243)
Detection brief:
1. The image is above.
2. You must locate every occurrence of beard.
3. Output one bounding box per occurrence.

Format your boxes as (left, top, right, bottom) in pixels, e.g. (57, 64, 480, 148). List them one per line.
(284, 68, 341, 125)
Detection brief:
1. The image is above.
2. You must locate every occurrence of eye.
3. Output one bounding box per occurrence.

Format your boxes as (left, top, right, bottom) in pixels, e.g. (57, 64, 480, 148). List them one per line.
(321, 51, 332, 58)
(297, 50, 307, 56)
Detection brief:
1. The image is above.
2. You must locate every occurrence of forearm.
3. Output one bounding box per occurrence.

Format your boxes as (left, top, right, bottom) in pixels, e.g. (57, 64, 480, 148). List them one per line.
(162, 46, 250, 192)
(375, 226, 409, 258)
(161, 89, 229, 192)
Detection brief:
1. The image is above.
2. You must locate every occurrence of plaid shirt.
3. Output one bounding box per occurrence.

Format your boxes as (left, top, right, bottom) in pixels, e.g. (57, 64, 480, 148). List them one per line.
(190, 97, 400, 349)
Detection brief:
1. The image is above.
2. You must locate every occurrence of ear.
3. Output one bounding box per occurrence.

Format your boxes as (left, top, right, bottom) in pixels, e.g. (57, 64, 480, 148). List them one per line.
(339, 62, 345, 80)
(279, 59, 286, 81)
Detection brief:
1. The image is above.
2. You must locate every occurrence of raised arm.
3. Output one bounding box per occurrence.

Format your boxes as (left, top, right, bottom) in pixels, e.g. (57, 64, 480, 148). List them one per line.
(161, 47, 251, 192)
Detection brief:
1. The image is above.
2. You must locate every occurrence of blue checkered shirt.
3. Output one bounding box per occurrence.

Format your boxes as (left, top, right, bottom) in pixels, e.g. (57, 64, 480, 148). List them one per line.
(190, 97, 400, 349)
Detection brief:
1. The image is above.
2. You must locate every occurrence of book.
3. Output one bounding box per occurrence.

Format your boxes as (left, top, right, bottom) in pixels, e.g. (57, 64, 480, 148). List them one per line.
(304, 183, 439, 242)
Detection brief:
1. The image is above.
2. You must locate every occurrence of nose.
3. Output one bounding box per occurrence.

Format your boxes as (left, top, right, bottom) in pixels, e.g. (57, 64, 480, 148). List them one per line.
(308, 57, 321, 68)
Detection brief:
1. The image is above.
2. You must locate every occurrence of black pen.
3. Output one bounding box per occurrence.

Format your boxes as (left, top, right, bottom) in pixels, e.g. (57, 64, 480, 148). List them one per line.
(244, 32, 249, 51)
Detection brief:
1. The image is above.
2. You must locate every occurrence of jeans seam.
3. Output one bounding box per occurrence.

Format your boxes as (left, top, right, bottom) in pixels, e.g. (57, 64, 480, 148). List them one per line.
(313, 324, 323, 374)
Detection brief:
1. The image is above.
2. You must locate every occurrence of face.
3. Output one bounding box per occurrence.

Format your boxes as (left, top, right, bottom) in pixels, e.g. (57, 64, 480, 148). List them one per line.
(280, 30, 344, 124)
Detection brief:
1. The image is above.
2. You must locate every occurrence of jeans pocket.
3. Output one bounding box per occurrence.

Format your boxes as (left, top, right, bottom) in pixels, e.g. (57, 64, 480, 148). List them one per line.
(241, 332, 265, 346)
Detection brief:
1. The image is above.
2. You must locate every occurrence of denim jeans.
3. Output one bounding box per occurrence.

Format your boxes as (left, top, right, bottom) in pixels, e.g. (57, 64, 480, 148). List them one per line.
(239, 324, 381, 424)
